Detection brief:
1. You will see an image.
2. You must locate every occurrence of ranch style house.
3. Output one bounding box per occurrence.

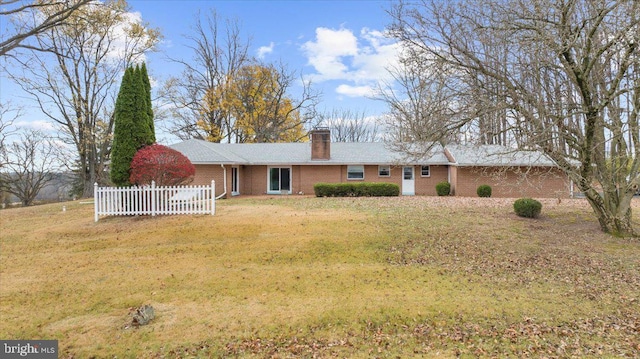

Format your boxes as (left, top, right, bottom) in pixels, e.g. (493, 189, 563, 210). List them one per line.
(170, 128, 572, 199)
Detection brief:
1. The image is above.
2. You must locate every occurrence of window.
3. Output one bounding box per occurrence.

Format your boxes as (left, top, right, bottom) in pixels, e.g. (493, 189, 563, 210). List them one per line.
(403, 166, 414, 180)
(421, 165, 431, 177)
(378, 165, 390, 177)
(268, 167, 291, 193)
(231, 167, 239, 195)
(347, 165, 364, 180)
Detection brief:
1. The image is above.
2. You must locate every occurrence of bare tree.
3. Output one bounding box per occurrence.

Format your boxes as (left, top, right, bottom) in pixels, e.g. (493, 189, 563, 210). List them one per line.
(317, 108, 380, 142)
(0, 103, 20, 168)
(376, 54, 467, 156)
(161, 10, 252, 142)
(0, 103, 20, 203)
(5, 1, 160, 197)
(0, 0, 92, 57)
(387, 0, 640, 236)
(0, 129, 61, 206)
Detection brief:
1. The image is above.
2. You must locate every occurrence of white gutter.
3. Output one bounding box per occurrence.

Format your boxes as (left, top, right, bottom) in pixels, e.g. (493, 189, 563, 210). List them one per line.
(216, 164, 227, 199)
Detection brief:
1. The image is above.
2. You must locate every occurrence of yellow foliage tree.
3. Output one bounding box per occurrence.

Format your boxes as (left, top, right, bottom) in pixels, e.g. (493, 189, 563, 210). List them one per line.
(199, 63, 315, 143)
(198, 80, 231, 142)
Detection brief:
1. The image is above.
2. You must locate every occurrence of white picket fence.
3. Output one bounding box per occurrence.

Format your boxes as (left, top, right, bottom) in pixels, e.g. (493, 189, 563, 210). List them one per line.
(94, 181, 215, 222)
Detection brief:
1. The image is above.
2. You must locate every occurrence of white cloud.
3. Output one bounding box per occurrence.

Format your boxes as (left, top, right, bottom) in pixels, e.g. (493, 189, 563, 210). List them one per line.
(104, 10, 154, 65)
(307, 27, 359, 58)
(301, 26, 400, 98)
(335, 84, 375, 98)
(301, 27, 358, 81)
(352, 28, 400, 82)
(257, 42, 275, 59)
(14, 120, 56, 132)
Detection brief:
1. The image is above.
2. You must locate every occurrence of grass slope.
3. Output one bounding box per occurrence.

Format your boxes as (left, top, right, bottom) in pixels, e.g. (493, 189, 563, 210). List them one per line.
(0, 197, 639, 358)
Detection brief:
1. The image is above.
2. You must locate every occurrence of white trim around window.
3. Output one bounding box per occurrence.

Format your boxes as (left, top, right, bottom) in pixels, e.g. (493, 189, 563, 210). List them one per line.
(420, 165, 431, 177)
(378, 165, 390, 177)
(347, 165, 365, 180)
(267, 166, 292, 194)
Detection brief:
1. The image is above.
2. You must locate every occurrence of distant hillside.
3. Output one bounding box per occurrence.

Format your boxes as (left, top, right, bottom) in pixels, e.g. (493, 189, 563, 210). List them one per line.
(2, 172, 75, 205)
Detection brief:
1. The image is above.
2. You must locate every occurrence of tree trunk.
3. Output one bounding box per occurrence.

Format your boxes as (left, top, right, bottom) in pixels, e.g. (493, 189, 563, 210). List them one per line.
(583, 188, 637, 237)
(82, 178, 94, 198)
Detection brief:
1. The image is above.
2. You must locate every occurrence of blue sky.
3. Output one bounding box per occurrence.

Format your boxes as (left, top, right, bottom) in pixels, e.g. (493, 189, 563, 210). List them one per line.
(133, 0, 399, 113)
(1, 0, 401, 142)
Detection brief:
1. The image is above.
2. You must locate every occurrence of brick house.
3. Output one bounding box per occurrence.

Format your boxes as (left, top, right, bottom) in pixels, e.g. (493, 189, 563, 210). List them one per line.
(444, 144, 571, 198)
(170, 128, 571, 199)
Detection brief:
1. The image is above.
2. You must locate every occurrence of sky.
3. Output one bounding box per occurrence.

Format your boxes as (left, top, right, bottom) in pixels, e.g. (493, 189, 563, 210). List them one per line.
(1, 0, 401, 144)
(133, 0, 400, 112)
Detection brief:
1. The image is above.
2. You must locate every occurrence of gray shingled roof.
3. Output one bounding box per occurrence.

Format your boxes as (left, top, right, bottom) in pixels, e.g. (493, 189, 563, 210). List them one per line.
(445, 144, 557, 167)
(170, 140, 559, 167)
(170, 140, 245, 163)
(170, 139, 450, 165)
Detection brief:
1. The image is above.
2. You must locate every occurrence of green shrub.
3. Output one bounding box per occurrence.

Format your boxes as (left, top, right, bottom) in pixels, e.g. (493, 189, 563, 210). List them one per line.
(435, 181, 451, 196)
(513, 198, 542, 218)
(314, 182, 399, 197)
(367, 183, 400, 196)
(313, 183, 332, 197)
(477, 184, 492, 197)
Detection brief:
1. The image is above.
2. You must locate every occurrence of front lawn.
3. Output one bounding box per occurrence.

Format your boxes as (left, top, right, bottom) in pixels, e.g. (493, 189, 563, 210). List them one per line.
(1, 196, 638, 357)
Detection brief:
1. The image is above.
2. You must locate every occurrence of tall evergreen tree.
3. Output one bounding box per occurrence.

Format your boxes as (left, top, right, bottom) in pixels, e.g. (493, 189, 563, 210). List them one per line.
(110, 65, 154, 186)
(110, 67, 134, 186)
(131, 64, 154, 146)
(140, 62, 155, 142)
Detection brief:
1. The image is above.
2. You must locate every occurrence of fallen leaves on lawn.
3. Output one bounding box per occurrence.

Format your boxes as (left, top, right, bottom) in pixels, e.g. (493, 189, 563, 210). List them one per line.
(154, 311, 639, 358)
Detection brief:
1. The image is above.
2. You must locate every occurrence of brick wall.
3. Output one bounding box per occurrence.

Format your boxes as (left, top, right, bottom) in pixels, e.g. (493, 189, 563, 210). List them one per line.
(192, 164, 227, 197)
(298, 165, 403, 195)
(296, 165, 343, 194)
(192, 164, 570, 198)
(238, 165, 267, 195)
(454, 166, 570, 198)
(413, 165, 449, 196)
(295, 165, 449, 196)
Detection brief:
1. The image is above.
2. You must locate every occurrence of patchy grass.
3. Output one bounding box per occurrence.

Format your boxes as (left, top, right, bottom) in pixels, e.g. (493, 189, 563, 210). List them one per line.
(0, 196, 639, 358)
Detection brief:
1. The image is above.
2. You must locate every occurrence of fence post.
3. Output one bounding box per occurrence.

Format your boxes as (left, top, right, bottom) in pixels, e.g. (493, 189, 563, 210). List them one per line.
(94, 182, 99, 222)
(151, 180, 156, 217)
(211, 180, 216, 216)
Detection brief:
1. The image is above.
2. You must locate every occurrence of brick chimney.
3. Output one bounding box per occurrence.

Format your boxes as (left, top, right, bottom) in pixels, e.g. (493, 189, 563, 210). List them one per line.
(310, 127, 330, 160)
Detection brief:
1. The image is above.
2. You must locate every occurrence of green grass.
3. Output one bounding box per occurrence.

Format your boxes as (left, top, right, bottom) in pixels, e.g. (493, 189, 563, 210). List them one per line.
(1, 196, 639, 358)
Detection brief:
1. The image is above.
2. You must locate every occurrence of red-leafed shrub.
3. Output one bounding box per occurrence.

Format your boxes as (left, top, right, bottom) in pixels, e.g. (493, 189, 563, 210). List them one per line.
(129, 144, 195, 186)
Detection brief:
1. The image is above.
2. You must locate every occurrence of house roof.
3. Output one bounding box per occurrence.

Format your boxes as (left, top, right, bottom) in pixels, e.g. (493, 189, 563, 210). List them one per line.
(445, 144, 557, 167)
(170, 139, 450, 165)
(170, 139, 559, 168)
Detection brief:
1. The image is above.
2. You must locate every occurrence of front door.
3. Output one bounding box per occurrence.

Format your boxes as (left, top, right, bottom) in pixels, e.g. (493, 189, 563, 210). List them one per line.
(402, 166, 415, 195)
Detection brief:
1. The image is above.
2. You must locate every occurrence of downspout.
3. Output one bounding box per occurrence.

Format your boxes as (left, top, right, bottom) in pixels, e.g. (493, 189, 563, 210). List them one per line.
(443, 147, 457, 196)
(216, 164, 227, 199)
(570, 179, 574, 198)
